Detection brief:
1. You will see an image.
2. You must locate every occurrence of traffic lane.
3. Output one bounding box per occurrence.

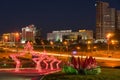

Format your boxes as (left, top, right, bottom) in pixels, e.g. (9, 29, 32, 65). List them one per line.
(97, 59, 120, 68)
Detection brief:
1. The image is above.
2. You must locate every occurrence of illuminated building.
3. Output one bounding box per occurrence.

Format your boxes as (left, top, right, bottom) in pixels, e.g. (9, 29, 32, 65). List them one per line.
(47, 30, 93, 42)
(2, 32, 21, 46)
(21, 24, 36, 43)
(116, 10, 120, 30)
(2, 33, 10, 42)
(96, 1, 116, 39)
(96, 1, 120, 41)
(47, 30, 72, 42)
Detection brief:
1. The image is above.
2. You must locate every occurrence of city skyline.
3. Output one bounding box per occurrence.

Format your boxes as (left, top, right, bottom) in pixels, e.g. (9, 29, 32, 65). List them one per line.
(0, 0, 120, 38)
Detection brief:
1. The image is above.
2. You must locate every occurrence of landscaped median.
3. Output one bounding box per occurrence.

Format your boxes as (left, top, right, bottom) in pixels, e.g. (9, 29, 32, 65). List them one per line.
(43, 68, 120, 80)
(43, 56, 120, 80)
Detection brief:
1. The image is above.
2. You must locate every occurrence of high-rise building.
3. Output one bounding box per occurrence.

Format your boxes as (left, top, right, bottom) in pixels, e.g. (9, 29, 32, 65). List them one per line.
(21, 24, 36, 43)
(116, 10, 120, 30)
(96, 1, 116, 40)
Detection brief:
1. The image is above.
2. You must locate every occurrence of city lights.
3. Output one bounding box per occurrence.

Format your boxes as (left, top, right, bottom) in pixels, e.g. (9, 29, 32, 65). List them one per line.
(0, 0, 120, 80)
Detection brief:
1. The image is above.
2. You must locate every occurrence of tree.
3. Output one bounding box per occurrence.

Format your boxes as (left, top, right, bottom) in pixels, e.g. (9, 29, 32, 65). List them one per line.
(35, 28, 41, 45)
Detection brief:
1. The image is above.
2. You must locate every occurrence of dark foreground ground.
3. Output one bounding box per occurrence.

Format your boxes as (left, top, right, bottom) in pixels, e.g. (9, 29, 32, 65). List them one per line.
(0, 68, 120, 80)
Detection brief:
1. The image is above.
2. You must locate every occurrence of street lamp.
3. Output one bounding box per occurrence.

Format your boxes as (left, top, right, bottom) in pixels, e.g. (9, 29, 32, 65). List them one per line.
(106, 33, 113, 55)
(111, 40, 118, 50)
(15, 32, 19, 41)
(63, 41, 69, 59)
(4, 36, 8, 53)
(111, 40, 118, 57)
(41, 40, 45, 52)
(63, 41, 68, 52)
(4, 36, 8, 42)
(76, 46, 80, 55)
(87, 40, 91, 51)
(50, 41, 54, 49)
(93, 46, 97, 52)
(14, 32, 19, 53)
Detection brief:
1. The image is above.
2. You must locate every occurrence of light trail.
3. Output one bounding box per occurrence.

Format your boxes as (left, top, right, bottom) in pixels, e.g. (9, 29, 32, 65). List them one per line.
(9, 48, 120, 62)
(36, 51, 120, 61)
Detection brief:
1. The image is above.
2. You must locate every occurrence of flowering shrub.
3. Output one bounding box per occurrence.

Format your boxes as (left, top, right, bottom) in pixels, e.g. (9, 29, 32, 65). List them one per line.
(62, 56, 101, 75)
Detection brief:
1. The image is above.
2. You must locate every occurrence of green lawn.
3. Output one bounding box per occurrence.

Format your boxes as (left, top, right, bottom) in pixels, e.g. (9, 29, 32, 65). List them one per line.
(43, 68, 120, 80)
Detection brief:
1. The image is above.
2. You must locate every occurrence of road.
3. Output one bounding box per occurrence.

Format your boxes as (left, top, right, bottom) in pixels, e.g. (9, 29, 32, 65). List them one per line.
(42, 52, 120, 68)
(1, 47, 120, 68)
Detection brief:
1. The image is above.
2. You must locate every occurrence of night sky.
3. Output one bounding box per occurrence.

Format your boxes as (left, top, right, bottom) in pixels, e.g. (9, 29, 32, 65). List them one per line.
(0, 0, 120, 38)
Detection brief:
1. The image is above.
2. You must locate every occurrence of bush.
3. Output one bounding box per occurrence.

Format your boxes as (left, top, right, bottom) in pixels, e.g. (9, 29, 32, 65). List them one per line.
(62, 56, 101, 75)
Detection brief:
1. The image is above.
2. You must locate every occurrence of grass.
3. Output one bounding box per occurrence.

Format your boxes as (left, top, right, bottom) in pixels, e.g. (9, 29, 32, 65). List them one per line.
(43, 68, 120, 80)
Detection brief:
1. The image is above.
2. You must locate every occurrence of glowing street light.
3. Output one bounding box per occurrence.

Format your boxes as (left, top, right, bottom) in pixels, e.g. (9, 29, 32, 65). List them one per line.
(14, 32, 19, 53)
(93, 46, 97, 51)
(106, 33, 112, 39)
(111, 40, 118, 50)
(63, 41, 69, 59)
(63, 41, 68, 51)
(106, 33, 113, 54)
(50, 41, 54, 49)
(4, 36, 8, 42)
(63, 41, 67, 45)
(4, 36, 8, 53)
(41, 40, 45, 52)
(87, 40, 92, 51)
(76, 46, 80, 55)
(76, 46, 80, 50)
(15, 32, 19, 42)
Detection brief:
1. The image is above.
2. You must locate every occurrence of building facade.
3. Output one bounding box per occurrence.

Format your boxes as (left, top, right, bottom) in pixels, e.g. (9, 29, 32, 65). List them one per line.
(2, 32, 21, 46)
(47, 30, 93, 42)
(116, 10, 120, 30)
(96, 1, 116, 40)
(21, 24, 36, 43)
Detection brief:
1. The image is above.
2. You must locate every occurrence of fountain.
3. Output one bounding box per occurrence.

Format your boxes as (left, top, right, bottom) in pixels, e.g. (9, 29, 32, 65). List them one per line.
(0, 41, 62, 80)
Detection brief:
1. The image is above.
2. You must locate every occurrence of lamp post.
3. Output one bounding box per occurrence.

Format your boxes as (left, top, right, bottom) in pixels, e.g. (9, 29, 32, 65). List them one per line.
(58, 43, 62, 57)
(87, 40, 91, 51)
(63, 41, 68, 52)
(41, 40, 45, 52)
(111, 40, 118, 56)
(15, 32, 19, 53)
(76, 46, 80, 55)
(106, 33, 112, 55)
(50, 41, 54, 51)
(63, 41, 69, 59)
(93, 46, 97, 52)
(111, 40, 115, 50)
(4, 36, 8, 53)
(4, 36, 8, 42)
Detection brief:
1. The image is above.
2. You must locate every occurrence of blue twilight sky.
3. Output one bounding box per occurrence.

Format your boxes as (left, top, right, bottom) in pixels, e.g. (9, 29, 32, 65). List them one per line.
(0, 0, 120, 38)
